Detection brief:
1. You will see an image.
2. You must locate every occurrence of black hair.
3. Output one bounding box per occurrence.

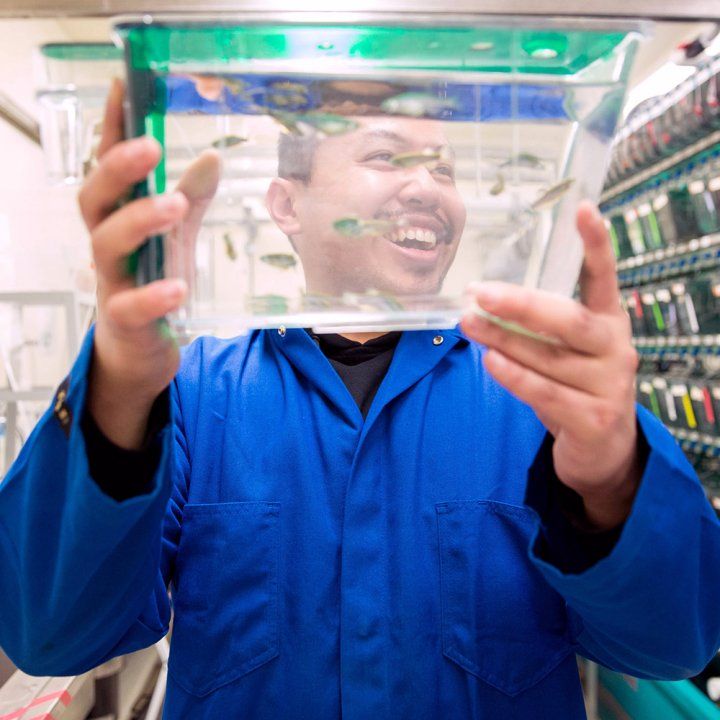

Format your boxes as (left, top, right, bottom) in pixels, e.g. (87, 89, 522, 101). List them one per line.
(277, 132, 320, 184)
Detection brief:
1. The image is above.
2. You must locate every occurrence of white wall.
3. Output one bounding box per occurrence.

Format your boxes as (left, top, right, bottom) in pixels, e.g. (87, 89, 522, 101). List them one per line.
(0, 18, 110, 293)
(0, 19, 109, 392)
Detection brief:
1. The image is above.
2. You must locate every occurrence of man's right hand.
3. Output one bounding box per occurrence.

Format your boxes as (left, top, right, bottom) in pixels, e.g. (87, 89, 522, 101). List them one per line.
(79, 78, 220, 449)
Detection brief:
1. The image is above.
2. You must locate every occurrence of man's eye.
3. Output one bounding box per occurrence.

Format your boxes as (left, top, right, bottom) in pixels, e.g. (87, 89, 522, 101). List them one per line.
(432, 164, 455, 179)
(366, 152, 394, 162)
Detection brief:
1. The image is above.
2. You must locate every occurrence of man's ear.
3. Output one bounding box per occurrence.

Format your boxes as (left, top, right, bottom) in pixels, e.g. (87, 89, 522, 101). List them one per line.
(265, 178, 303, 237)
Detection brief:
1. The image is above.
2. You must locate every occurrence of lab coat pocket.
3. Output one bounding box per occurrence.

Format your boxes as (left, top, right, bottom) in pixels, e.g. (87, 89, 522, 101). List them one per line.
(168, 501, 280, 697)
(436, 500, 571, 697)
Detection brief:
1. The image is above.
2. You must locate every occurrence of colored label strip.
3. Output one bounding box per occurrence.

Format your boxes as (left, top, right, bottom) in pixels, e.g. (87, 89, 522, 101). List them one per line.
(703, 386, 716, 425)
(682, 392, 698, 430)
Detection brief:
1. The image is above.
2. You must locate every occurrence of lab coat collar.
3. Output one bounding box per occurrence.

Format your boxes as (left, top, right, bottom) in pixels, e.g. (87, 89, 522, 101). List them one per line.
(361, 326, 468, 435)
(266, 326, 468, 431)
(266, 327, 363, 427)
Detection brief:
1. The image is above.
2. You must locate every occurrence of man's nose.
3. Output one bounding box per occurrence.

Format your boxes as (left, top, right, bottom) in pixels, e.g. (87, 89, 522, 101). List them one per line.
(396, 165, 441, 208)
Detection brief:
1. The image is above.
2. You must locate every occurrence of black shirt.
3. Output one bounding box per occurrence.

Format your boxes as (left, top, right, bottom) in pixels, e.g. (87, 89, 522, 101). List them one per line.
(308, 330, 401, 419)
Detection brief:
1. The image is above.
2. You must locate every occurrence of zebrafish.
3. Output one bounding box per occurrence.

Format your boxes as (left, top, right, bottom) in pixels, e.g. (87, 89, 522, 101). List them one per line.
(211, 134, 248, 149)
(297, 113, 359, 136)
(500, 152, 544, 169)
(380, 92, 457, 118)
(489, 173, 505, 196)
(389, 147, 449, 168)
(530, 177, 575, 211)
(260, 253, 298, 269)
(269, 110, 303, 135)
(223, 232, 237, 261)
(469, 304, 562, 346)
(333, 216, 399, 238)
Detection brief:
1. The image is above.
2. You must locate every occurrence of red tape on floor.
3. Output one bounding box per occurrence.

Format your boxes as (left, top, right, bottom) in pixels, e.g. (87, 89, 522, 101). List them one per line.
(0, 690, 72, 720)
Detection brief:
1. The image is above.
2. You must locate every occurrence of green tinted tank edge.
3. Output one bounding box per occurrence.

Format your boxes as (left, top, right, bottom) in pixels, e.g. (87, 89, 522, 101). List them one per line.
(125, 61, 166, 286)
(40, 42, 123, 61)
(113, 23, 627, 76)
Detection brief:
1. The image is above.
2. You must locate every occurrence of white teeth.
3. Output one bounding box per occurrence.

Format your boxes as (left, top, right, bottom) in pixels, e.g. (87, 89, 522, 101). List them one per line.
(418, 230, 437, 248)
(388, 227, 438, 249)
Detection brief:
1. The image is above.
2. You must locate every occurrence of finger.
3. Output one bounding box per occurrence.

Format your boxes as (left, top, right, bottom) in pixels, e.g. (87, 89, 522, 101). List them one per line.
(78, 135, 162, 231)
(465, 282, 611, 356)
(97, 77, 125, 160)
(482, 349, 624, 444)
(463, 313, 610, 396)
(105, 278, 188, 331)
(92, 192, 188, 285)
(576, 200, 623, 316)
(174, 149, 222, 240)
(164, 149, 222, 293)
(176, 149, 222, 203)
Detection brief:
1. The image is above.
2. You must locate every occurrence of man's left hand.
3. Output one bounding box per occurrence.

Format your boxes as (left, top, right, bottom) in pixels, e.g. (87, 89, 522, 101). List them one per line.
(461, 200, 642, 531)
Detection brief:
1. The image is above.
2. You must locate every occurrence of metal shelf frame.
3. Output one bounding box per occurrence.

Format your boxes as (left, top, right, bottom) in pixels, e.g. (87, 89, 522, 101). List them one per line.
(668, 426, 720, 456)
(633, 334, 720, 352)
(3, 0, 720, 19)
(618, 258, 720, 289)
(0, 291, 84, 476)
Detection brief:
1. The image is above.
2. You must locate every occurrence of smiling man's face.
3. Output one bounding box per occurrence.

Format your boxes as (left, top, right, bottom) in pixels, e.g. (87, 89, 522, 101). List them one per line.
(267, 117, 467, 297)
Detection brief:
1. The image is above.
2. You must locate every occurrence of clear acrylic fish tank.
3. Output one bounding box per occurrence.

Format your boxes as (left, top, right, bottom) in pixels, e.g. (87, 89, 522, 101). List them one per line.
(36, 43, 123, 185)
(112, 14, 648, 337)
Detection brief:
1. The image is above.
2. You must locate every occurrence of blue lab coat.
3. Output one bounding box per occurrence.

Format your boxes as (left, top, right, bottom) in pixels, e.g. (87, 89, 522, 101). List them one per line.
(1, 326, 719, 719)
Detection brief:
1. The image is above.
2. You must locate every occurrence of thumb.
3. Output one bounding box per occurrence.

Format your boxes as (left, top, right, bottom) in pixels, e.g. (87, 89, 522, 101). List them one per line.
(176, 148, 223, 204)
(577, 200, 622, 316)
(169, 149, 223, 289)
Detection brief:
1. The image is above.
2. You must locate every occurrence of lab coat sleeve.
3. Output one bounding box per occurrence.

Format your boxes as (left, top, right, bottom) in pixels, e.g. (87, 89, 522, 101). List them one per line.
(526, 404, 720, 680)
(0, 327, 188, 676)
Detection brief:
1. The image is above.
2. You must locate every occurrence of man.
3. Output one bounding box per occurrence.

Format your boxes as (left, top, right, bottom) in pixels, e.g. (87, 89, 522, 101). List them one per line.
(266, 116, 464, 300)
(0, 78, 719, 720)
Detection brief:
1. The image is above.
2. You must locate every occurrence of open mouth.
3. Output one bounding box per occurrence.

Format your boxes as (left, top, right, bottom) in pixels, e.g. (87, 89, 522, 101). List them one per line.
(384, 223, 452, 251)
(388, 226, 439, 250)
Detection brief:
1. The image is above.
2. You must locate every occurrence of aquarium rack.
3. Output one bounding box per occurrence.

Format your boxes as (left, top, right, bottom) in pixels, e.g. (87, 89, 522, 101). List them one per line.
(606, 58, 720, 504)
(601, 131, 720, 205)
